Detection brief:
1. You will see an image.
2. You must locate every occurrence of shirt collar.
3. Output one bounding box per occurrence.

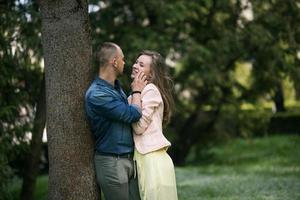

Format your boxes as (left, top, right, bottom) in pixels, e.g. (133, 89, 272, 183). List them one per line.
(95, 76, 121, 90)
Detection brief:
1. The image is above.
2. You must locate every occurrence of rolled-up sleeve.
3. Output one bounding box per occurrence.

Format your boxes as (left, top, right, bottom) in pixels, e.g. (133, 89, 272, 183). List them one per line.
(132, 87, 162, 135)
(89, 91, 142, 123)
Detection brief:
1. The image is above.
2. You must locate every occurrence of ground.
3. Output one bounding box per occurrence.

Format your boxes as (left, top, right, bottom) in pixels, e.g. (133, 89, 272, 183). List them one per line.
(10, 135, 300, 200)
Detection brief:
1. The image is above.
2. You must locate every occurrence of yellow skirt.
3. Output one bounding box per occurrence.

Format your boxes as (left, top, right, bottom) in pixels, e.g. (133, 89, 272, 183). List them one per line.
(134, 148, 178, 200)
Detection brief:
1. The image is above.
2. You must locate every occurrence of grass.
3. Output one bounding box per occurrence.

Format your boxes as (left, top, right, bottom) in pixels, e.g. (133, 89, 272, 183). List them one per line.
(176, 135, 300, 200)
(9, 135, 300, 200)
(9, 175, 48, 200)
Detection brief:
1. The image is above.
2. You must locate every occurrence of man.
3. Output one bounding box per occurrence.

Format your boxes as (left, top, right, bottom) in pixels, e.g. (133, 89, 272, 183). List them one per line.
(85, 42, 146, 200)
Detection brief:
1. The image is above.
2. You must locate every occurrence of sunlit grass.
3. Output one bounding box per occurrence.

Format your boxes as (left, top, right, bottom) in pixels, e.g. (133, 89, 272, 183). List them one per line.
(240, 100, 300, 112)
(177, 168, 299, 200)
(176, 135, 300, 200)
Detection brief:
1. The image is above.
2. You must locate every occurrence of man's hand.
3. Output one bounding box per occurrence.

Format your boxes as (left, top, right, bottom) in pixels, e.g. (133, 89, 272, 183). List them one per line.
(131, 71, 147, 92)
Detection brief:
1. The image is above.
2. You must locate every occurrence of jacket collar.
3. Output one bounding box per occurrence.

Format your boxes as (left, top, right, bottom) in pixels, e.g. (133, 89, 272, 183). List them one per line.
(95, 76, 121, 90)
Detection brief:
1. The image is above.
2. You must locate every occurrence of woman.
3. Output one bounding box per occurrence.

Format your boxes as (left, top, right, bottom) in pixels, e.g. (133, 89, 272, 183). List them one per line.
(128, 50, 178, 200)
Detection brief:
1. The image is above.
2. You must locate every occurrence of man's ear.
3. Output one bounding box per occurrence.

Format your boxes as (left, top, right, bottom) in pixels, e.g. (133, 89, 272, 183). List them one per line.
(113, 58, 117, 67)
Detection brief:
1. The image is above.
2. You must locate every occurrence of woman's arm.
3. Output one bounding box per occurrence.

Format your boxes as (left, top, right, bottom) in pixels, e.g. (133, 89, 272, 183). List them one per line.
(131, 84, 162, 135)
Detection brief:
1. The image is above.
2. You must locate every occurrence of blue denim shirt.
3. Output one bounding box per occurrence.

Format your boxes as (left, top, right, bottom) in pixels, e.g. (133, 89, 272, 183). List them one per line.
(85, 76, 141, 154)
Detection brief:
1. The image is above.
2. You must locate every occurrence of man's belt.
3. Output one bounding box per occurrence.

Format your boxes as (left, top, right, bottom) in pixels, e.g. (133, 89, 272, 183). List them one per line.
(96, 151, 133, 159)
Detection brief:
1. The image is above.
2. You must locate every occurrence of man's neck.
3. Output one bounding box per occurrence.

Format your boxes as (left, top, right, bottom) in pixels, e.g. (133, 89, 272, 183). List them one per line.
(99, 67, 117, 86)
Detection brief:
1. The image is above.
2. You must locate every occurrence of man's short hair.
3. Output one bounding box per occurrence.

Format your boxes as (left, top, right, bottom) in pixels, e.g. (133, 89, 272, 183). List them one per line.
(96, 42, 118, 67)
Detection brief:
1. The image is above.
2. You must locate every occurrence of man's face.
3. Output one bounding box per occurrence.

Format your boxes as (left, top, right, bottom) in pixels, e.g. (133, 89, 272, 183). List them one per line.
(114, 47, 125, 75)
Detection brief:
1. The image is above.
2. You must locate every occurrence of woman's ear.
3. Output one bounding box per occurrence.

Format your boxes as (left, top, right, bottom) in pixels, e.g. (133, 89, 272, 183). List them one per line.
(150, 71, 155, 79)
(148, 72, 154, 81)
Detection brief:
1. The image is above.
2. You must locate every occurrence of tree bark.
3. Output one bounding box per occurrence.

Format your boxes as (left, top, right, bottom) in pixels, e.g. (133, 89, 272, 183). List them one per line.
(21, 74, 46, 200)
(40, 0, 98, 199)
(170, 108, 220, 165)
(274, 82, 286, 113)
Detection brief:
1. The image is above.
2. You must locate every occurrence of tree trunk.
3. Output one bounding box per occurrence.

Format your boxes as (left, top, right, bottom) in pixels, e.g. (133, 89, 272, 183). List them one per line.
(40, 0, 98, 199)
(21, 74, 46, 200)
(170, 108, 220, 165)
(292, 72, 300, 100)
(274, 82, 286, 113)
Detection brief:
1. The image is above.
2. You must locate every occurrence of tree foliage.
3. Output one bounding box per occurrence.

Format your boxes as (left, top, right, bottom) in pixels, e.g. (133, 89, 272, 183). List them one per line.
(90, 0, 300, 164)
(0, 1, 42, 198)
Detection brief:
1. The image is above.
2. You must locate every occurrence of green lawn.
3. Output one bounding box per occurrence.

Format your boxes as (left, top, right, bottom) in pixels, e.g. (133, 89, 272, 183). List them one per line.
(9, 175, 48, 200)
(10, 135, 300, 200)
(176, 135, 300, 200)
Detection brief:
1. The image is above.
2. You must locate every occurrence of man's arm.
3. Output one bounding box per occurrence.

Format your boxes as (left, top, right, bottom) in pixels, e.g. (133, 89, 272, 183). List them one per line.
(87, 72, 147, 123)
(88, 91, 142, 123)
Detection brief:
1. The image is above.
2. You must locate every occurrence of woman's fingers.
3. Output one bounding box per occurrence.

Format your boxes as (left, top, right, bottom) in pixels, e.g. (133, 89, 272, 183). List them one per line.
(136, 71, 147, 81)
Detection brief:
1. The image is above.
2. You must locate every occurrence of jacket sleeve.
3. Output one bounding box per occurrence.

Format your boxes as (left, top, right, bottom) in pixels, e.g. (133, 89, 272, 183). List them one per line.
(88, 90, 142, 123)
(132, 85, 162, 135)
(127, 95, 132, 104)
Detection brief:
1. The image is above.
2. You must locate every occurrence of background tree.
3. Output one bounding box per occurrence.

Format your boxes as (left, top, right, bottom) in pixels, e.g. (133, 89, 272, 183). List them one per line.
(245, 0, 300, 113)
(0, 1, 43, 199)
(21, 74, 46, 200)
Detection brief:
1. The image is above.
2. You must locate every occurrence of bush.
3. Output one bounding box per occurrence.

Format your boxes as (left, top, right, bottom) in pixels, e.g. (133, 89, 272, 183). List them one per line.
(268, 113, 300, 134)
(237, 109, 272, 137)
(214, 106, 272, 139)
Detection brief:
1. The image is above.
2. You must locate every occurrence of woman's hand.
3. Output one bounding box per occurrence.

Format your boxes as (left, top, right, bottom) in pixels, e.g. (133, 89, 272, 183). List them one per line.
(131, 71, 147, 92)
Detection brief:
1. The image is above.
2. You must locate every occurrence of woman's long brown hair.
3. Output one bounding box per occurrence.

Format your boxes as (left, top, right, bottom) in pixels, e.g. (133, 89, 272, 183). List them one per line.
(137, 50, 174, 126)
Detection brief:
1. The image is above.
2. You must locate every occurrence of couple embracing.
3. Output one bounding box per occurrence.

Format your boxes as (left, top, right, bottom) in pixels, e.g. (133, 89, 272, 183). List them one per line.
(85, 42, 178, 200)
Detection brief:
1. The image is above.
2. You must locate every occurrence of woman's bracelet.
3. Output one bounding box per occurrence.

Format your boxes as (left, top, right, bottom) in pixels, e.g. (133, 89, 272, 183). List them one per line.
(131, 91, 141, 95)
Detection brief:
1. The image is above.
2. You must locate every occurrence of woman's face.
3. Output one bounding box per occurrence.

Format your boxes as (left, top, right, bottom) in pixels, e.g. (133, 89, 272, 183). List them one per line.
(131, 55, 152, 80)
